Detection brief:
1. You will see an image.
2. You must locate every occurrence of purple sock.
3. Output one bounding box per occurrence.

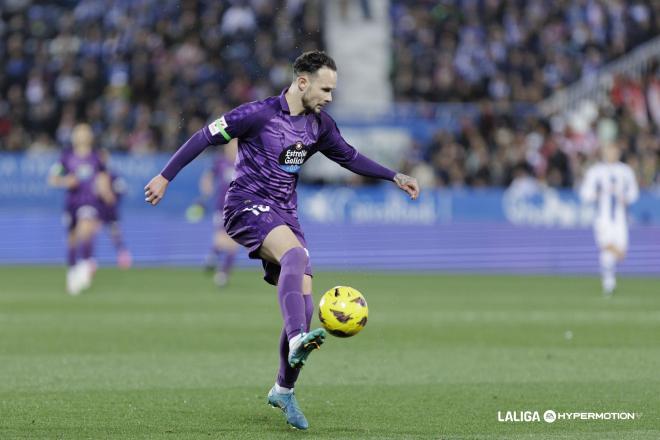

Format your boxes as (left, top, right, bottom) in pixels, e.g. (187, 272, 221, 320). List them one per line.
(80, 238, 94, 260)
(220, 250, 236, 274)
(277, 294, 314, 387)
(278, 248, 307, 340)
(303, 294, 314, 331)
(67, 245, 76, 267)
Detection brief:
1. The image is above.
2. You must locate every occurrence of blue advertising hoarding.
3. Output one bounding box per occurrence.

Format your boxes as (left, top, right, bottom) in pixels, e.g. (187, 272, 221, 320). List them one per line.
(1, 153, 658, 274)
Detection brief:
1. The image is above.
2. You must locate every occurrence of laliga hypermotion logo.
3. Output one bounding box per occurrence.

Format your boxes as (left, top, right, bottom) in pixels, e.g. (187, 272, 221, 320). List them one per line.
(497, 409, 638, 423)
(278, 141, 309, 174)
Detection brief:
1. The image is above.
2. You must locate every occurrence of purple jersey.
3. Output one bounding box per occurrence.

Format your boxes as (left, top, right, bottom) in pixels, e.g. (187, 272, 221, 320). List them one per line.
(211, 155, 235, 212)
(54, 149, 106, 208)
(202, 88, 360, 217)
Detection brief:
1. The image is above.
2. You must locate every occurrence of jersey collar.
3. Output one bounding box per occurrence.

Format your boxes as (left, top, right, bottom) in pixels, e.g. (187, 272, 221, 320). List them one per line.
(279, 87, 291, 114)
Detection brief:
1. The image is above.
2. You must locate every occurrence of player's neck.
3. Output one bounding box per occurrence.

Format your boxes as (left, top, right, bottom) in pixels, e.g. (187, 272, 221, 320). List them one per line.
(284, 89, 305, 116)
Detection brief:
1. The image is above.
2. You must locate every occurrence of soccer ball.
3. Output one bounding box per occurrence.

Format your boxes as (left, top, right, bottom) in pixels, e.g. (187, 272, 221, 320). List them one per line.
(318, 286, 368, 337)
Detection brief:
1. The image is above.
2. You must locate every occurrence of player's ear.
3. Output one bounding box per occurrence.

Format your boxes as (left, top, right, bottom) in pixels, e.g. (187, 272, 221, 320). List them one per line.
(297, 74, 308, 92)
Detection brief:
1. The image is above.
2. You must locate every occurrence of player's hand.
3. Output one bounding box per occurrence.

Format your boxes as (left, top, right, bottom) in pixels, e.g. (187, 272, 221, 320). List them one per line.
(144, 174, 170, 206)
(394, 173, 419, 200)
(64, 174, 79, 189)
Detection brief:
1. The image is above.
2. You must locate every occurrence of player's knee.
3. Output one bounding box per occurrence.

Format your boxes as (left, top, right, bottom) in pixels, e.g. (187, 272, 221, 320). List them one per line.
(281, 247, 308, 272)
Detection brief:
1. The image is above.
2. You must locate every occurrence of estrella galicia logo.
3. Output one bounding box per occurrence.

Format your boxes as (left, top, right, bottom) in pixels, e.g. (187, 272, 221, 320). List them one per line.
(278, 141, 310, 173)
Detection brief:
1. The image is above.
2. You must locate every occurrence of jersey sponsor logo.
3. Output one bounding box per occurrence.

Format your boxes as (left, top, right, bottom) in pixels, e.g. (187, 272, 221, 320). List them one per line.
(208, 117, 228, 136)
(74, 163, 95, 181)
(278, 141, 310, 173)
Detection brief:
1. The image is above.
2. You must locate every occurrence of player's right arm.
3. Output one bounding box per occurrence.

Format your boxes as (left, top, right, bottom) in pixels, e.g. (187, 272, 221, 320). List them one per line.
(47, 161, 78, 189)
(145, 102, 265, 206)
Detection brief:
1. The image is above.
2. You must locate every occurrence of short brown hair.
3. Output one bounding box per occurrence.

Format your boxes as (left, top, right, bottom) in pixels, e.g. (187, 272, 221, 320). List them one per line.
(293, 51, 337, 76)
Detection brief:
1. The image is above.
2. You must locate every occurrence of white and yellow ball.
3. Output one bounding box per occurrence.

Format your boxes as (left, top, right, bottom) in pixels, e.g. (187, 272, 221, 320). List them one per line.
(318, 286, 368, 337)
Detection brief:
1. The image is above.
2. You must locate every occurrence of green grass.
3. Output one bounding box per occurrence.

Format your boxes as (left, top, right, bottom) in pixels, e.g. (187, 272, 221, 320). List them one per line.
(0, 267, 659, 439)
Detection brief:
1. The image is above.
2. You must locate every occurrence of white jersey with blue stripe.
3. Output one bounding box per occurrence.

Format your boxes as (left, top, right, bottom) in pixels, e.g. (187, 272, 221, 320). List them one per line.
(580, 161, 639, 226)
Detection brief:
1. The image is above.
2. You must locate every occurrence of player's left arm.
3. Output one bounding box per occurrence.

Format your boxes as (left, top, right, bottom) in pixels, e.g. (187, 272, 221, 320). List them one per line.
(96, 172, 116, 205)
(623, 167, 639, 205)
(318, 115, 419, 200)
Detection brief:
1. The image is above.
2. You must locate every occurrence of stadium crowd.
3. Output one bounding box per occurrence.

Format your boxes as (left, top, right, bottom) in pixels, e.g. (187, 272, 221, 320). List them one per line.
(405, 65, 660, 189)
(0, 0, 323, 153)
(390, 0, 660, 189)
(391, 0, 660, 102)
(0, 0, 657, 189)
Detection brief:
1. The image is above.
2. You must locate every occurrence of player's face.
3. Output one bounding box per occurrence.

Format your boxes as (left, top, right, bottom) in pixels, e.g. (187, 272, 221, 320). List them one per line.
(72, 124, 94, 156)
(602, 144, 620, 162)
(301, 67, 337, 114)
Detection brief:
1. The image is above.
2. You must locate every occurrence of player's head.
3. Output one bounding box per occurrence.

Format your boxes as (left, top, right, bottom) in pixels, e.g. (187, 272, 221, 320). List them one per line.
(602, 142, 620, 163)
(292, 51, 337, 114)
(72, 123, 94, 155)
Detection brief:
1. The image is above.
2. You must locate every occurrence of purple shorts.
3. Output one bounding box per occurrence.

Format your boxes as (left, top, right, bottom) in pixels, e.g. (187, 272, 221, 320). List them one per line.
(63, 203, 99, 232)
(98, 204, 119, 224)
(223, 196, 312, 286)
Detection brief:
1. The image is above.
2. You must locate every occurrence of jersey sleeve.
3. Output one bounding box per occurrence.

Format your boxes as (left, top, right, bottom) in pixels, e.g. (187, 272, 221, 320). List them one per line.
(317, 112, 396, 180)
(95, 152, 107, 172)
(49, 152, 69, 177)
(202, 100, 272, 144)
(317, 112, 359, 165)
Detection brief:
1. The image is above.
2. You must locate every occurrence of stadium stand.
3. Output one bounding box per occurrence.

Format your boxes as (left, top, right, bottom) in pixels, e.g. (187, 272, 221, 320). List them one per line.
(0, 0, 323, 152)
(0, 0, 657, 189)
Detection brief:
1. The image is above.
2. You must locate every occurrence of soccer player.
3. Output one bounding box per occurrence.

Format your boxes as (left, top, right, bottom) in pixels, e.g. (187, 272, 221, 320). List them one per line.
(49, 123, 115, 295)
(580, 143, 639, 295)
(144, 51, 419, 429)
(98, 150, 132, 269)
(190, 140, 240, 287)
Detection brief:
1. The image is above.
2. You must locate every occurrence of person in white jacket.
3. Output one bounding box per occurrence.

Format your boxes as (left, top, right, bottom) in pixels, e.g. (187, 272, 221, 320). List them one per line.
(580, 143, 639, 295)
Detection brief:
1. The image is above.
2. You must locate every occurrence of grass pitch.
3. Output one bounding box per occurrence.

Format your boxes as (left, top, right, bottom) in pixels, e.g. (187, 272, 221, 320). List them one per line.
(0, 267, 659, 439)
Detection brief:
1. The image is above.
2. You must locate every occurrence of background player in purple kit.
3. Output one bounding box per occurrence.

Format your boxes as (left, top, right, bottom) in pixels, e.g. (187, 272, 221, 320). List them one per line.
(144, 51, 419, 430)
(48, 123, 115, 295)
(187, 140, 240, 287)
(98, 150, 132, 270)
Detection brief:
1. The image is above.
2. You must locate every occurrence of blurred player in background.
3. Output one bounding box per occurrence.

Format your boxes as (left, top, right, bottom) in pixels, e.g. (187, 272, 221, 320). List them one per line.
(98, 150, 132, 269)
(144, 50, 419, 430)
(187, 140, 239, 287)
(48, 123, 115, 295)
(580, 143, 639, 295)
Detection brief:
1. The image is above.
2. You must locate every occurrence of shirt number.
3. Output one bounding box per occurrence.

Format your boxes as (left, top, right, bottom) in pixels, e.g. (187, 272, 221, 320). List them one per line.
(242, 204, 270, 216)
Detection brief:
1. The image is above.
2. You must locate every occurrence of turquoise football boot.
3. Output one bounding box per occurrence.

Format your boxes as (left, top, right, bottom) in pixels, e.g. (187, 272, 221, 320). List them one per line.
(267, 386, 309, 430)
(288, 328, 326, 369)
